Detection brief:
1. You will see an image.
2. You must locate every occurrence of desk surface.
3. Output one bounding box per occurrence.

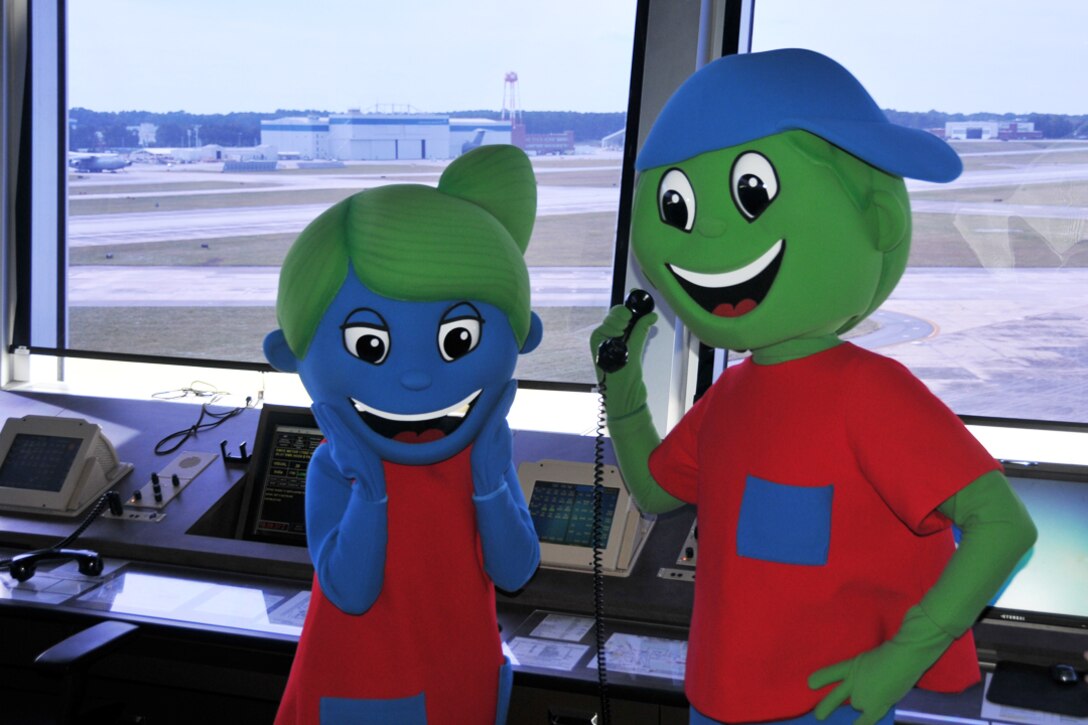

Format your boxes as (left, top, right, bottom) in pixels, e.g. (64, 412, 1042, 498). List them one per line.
(0, 389, 695, 709)
(3, 549, 1054, 723)
(0, 390, 313, 579)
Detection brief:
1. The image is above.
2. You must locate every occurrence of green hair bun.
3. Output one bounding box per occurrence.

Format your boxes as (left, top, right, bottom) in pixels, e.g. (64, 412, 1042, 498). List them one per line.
(438, 144, 537, 252)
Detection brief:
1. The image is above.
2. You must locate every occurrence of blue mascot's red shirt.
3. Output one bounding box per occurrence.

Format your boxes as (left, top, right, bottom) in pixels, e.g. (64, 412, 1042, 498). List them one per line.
(275, 446, 503, 724)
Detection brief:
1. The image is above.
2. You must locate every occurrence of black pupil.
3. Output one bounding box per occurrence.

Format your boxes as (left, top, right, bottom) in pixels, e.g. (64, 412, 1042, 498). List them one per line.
(738, 174, 770, 218)
(662, 190, 688, 228)
(356, 335, 386, 363)
(443, 328, 473, 359)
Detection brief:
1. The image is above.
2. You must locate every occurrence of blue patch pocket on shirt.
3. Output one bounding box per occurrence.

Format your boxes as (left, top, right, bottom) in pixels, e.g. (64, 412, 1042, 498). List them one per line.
(736, 475, 833, 566)
(321, 692, 427, 724)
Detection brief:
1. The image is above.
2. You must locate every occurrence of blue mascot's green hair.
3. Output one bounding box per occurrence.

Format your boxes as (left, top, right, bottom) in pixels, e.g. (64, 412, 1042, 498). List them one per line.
(275, 145, 537, 358)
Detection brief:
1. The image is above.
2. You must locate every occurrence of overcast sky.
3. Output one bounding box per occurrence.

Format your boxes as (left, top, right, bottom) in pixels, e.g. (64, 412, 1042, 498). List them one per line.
(752, 0, 1088, 117)
(69, 0, 1087, 116)
(68, 0, 638, 114)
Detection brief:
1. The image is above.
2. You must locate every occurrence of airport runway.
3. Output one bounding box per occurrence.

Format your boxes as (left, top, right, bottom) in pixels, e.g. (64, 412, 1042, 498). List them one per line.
(68, 159, 1088, 248)
(65, 260, 1084, 354)
(68, 162, 624, 200)
(68, 187, 623, 246)
(66, 263, 1088, 419)
(65, 265, 616, 308)
(63, 148, 1088, 421)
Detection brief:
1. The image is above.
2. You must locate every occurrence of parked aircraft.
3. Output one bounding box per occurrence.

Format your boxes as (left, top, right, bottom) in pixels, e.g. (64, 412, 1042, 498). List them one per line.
(461, 129, 487, 154)
(69, 152, 132, 173)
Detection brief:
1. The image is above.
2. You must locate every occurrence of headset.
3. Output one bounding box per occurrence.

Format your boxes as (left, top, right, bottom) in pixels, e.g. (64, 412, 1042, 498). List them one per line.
(591, 288, 655, 725)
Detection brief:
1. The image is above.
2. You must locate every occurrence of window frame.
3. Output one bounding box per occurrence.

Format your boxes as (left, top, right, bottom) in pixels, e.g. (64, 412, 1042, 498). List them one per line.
(1, 0, 752, 437)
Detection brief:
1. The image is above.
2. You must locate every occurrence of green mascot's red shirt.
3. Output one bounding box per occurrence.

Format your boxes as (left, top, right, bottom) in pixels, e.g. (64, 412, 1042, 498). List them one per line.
(649, 343, 1000, 723)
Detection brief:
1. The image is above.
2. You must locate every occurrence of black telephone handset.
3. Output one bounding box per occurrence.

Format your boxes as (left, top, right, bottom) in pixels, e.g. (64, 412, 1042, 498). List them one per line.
(595, 289, 655, 374)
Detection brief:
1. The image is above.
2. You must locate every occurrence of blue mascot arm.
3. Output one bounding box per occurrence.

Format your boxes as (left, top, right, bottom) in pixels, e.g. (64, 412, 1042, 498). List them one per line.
(305, 443, 388, 614)
(474, 460, 540, 591)
(470, 380, 540, 591)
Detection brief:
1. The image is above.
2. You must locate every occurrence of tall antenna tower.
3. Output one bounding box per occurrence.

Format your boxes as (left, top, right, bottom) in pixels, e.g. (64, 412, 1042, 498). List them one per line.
(501, 72, 522, 126)
(502, 72, 526, 149)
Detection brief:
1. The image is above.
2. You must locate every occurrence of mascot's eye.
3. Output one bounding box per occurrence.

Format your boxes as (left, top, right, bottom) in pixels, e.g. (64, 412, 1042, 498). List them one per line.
(342, 324, 390, 365)
(731, 152, 779, 221)
(657, 168, 696, 232)
(438, 304, 483, 362)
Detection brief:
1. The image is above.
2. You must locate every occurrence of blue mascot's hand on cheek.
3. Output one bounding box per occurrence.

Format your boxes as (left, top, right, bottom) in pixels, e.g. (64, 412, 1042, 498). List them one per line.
(470, 379, 518, 497)
(309, 401, 386, 501)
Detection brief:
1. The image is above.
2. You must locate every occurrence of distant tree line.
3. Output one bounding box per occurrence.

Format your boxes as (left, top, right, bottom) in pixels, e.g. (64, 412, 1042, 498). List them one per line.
(885, 109, 1088, 139)
(69, 106, 1088, 152)
(69, 108, 271, 150)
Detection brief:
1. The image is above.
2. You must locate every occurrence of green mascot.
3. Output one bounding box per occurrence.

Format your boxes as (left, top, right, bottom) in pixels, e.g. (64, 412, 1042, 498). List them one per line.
(592, 49, 1036, 725)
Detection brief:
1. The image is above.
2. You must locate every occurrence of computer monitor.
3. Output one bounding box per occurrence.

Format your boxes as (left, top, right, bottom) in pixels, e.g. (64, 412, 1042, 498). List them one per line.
(983, 466, 1088, 631)
(960, 447, 1088, 680)
(237, 405, 323, 546)
(518, 459, 653, 577)
(529, 479, 620, 548)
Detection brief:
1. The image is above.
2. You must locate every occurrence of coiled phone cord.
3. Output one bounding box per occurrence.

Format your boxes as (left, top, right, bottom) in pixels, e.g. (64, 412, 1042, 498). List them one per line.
(54, 490, 122, 551)
(590, 288, 654, 725)
(592, 378, 612, 725)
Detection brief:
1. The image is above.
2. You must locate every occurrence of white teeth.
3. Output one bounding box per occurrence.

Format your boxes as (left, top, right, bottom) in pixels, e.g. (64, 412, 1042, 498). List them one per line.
(669, 240, 783, 288)
(352, 390, 480, 422)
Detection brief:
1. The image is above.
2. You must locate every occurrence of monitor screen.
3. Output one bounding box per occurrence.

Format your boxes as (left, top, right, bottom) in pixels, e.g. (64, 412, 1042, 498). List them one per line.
(247, 423, 324, 545)
(988, 473, 1088, 625)
(0, 433, 83, 493)
(528, 480, 619, 547)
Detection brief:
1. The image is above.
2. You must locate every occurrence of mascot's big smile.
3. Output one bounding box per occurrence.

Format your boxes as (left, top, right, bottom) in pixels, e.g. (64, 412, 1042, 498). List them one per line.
(351, 391, 480, 444)
(667, 240, 785, 318)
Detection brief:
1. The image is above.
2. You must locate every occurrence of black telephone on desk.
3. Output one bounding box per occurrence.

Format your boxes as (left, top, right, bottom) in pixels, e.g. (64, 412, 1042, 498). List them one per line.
(0, 416, 129, 582)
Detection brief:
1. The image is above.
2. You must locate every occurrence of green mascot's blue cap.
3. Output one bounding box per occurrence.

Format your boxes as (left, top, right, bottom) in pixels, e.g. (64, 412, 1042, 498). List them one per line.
(637, 48, 962, 182)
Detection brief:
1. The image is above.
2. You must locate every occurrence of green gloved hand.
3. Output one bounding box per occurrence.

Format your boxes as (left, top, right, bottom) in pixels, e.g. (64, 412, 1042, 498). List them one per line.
(589, 303, 657, 417)
(809, 471, 1036, 725)
(808, 605, 952, 725)
(589, 305, 682, 514)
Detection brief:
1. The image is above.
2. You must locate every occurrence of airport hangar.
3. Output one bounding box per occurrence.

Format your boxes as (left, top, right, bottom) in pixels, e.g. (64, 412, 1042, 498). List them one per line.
(259, 111, 513, 161)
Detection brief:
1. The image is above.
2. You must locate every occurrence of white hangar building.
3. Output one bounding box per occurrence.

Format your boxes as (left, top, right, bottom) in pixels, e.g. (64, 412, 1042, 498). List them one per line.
(261, 113, 513, 162)
(260, 116, 329, 160)
(328, 112, 448, 161)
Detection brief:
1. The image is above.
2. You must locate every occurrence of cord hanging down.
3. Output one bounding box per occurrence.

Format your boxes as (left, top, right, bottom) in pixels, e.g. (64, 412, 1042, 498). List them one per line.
(592, 379, 612, 725)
